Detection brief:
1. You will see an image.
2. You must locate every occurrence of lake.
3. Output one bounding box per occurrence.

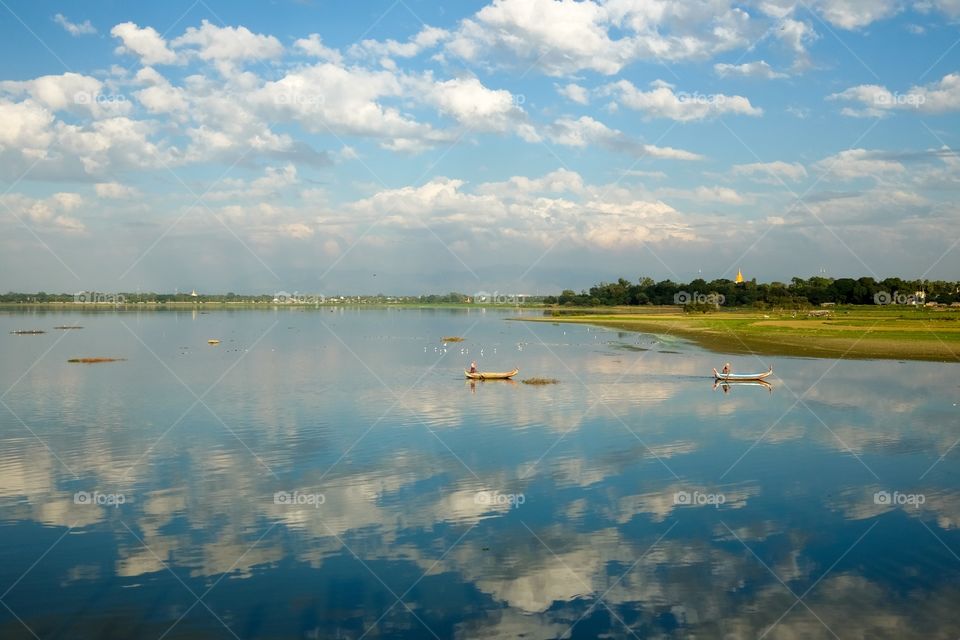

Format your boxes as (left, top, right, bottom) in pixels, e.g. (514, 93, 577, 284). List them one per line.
(1, 307, 958, 639)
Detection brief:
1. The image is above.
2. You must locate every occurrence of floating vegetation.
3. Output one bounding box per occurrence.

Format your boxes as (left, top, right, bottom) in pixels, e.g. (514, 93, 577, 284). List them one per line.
(68, 358, 125, 364)
(54, 326, 83, 330)
(522, 377, 560, 385)
(10, 330, 45, 335)
(442, 336, 465, 342)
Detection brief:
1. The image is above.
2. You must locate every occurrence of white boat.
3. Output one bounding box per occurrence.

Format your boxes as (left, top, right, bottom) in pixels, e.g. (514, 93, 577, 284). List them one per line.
(713, 366, 773, 381)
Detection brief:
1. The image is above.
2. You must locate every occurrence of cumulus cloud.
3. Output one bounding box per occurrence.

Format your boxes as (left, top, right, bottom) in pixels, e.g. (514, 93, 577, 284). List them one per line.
(544, 116, 704, 160)
(829, 72, 960, 117)
(293, 34, 342, 63)
(95, 182, 139, 199)
(714, 60, 787, 79)
(775, 17, 818, 71)
(813, 0, 902, 29)
(173, 20, 283, 70)
(557, 83, 590, 104)
(251, 62, 451, 152)
(53, 13, 96, 36)
(732, 161, 808, 183)
(812, 149, 906, 180)
(475, 168, 585, 197)
(347, 169, 695, 249)
(0, 72, 130, 119)
(444, 0, 758, 75)
(1, 192, 86, 232)
(350, 25, 448, 61)
(446, 0, 631, 75)
(422, 76, 536, 140)
(111, 22, 178, 65)
(602, 79, 763, 121)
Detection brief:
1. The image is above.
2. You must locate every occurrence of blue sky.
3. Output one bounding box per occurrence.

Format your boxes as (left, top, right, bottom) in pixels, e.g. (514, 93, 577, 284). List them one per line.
(1, 0, 958, 295)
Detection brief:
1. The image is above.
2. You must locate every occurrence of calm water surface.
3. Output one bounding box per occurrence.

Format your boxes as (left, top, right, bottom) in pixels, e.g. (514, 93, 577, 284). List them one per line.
(1, 308, 958, 639)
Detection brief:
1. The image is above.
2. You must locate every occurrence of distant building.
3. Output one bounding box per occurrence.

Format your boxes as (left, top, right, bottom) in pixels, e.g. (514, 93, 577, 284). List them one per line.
(190, 289, 199, 297)
(735, 268, 744, 284)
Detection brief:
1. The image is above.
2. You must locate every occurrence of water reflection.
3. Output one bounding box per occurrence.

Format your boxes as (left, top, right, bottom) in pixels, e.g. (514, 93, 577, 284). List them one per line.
(713, 379, 774, 394)
(0, 308, 959, 638)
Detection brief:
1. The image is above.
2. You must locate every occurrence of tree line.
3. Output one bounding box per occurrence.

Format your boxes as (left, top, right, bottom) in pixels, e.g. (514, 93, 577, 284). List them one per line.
(542, 276, 960, 308)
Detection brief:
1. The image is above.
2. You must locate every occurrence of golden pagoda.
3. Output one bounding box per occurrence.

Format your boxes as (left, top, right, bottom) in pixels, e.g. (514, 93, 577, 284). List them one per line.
(735, 268, 744, 284)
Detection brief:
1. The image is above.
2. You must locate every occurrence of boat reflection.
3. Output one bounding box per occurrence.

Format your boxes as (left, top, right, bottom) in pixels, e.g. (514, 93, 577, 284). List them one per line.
(713, 378, 773, 394)
(467, 378, 518, 393)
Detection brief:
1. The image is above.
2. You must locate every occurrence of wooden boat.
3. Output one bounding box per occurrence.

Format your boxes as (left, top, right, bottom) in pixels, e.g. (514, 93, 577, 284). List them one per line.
(207, 339, 221, 345)
(713, 366, 773, 381)
(465, 368, 519, 380)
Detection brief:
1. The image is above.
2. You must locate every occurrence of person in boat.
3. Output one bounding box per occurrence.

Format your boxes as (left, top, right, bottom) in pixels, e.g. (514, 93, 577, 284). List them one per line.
(722, 363, 731, 375)
(469, 361, 477, 374)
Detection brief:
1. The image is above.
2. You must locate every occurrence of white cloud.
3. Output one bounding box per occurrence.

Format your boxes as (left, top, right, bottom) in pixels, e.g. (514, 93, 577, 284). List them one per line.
(1, 191, 86, 232)
(95, 182, 139, 199)
(694, 185, 747, 204)
(251, 63, 451, 152)
(732, 161, 808, 183)
(544, 116, 703, 160)
(350, 26, 448, 61)
(447, 0, 630, 75)
(813, 0, 901, 29)
(204, 164, 298, 202)
(919, 0, 960, 18)
(659, 185, 747, 204)
(293, 34, 343, 64)
(445, 0, 757, 76)
(133, 67, 189, 115)
(557, 83, 590, 104)
(812, 149, 906, 180)
(714, 60, 787, 79)
(0, 72, 130, 119)
(0, 99, 54, 156)
(829, 72, 960, 117)
(602, 79, 762, 121)
(111, 22, 178, 65)
(348, 170, 694, 249)
(56, 116, 175, 175)
(424, 77, 528, 135)
(53, 13, 96, 36)
(775, 17, 818, 71)
(280, 222, 314, 239)
(475, 169, 585, 197)
(173, 20, 283, 66)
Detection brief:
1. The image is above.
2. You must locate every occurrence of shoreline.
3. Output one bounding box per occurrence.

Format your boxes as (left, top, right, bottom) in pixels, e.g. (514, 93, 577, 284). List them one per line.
(517, 307, 960, 363)
(0, 302, 545, 311)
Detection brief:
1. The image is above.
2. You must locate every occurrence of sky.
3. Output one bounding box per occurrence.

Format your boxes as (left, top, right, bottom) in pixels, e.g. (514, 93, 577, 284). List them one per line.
(0, 0, 958, 296)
